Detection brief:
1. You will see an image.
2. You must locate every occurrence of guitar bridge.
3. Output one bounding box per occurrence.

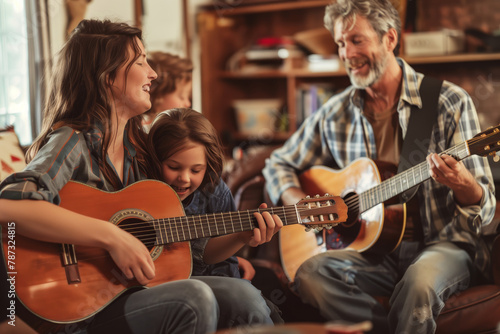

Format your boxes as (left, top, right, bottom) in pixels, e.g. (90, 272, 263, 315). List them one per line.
(60, 243, 81, 284)
(64, 264, 81, 284)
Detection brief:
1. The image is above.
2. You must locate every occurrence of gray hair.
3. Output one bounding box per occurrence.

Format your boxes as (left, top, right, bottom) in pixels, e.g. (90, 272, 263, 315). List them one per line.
(324, 0, 401, 55)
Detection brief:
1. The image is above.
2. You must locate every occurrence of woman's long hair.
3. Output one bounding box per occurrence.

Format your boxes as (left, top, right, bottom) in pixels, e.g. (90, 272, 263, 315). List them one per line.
(147, 108, 225, 194)
(27, 19, 150, 189)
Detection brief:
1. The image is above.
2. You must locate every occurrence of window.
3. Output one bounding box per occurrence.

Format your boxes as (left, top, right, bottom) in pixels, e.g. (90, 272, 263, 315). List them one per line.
(0, 0, 32, 145)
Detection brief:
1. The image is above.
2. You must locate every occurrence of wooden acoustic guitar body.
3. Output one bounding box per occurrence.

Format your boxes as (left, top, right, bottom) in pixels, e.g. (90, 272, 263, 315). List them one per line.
(1, 180, 191, 330)
(281, 158, 406, 281)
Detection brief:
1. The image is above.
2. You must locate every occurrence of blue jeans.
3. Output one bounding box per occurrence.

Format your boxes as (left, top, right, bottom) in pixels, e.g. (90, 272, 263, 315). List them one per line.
(80, 276, 273, 334)
(194, 276, 275, 328)
(293, 241, 474, 334)
(85, 279, 218, 334)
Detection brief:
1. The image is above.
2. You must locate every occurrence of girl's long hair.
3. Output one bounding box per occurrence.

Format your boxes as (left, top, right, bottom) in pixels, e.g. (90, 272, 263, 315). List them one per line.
(27, 19, 150, 189)
(147, 108, 224, 193)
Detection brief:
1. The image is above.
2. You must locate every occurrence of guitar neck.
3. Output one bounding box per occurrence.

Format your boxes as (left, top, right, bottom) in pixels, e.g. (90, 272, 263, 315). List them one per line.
(359, 141, 469, 212)
(152, 206, 299, 245)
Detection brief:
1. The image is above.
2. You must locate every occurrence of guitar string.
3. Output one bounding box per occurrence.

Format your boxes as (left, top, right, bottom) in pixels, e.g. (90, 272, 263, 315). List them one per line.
(114, 204, 347, 246)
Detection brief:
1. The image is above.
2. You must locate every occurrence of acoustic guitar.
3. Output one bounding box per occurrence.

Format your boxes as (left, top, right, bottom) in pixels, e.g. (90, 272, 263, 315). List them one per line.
(279, 124, 500, 282)
(0, 180, 347, 331)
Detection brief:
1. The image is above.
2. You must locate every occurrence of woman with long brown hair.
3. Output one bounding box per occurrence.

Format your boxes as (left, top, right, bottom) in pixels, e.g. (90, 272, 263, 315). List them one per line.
(0, 19, 280, 333)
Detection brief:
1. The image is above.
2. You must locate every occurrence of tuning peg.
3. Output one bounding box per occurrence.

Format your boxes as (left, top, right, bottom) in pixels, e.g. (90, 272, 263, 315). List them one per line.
(305, 195, 311, 199)
(494, 154, 500, 163)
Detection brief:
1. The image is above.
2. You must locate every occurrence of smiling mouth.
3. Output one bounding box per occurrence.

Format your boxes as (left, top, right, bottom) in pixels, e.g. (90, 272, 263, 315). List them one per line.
(142, 85, 150, 92)
(347, 57, 368, 71)
(172, 186, 190, 193)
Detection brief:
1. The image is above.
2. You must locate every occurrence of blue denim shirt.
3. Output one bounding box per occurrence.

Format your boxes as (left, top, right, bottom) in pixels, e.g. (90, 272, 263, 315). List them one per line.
(183, 180, 240, 277)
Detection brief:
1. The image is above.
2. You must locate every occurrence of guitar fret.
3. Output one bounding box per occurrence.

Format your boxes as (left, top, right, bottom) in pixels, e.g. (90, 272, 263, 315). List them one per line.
(165, 219, 171, 243)
(204, 214, 210, 237)
(372, 188, 378, 208)
(237, 211, 243, 232)
(383, 182, 388, 203)
(365, 189, 371, 209)
(201, 215, 206, 237)
(378, 187, 382, 205)
(359, 187, 369, 212)
(193, 215, 199, 239)
(155, 219, 163, 245)
(168, 218, 175, 242)
(201, 214, 208, 237)
(281, 206, 288, 226)
(178, 217, 185, 242)
(392, 177, 399, 198)
(246, 210, 252, 232)
(212, 213, 221, 235)
(224, 212, 229, 233)
(411, 168, 416, 189)
(212, 213, 219, 236)
(220, 212, 228, 234)
(239, 210, 244, 232)
(186, 217, 192, 240)
(198, 215, 204, 236)
(175, 219, 183, 240)
(179, 217, 186, 241)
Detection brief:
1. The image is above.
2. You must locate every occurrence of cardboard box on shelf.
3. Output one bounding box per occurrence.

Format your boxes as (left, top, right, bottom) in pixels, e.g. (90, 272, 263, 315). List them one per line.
(404, 29, 465, 57)
(233, 99, 282, 136)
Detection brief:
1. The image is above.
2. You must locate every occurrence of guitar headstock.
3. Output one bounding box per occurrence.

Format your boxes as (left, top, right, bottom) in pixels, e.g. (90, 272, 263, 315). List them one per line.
(296, 194, 348, 230)
(468, 124, 500, 161)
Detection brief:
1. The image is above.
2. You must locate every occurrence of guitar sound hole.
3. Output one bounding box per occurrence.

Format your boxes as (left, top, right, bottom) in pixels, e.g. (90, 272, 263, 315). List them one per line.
(324, 192, 360, 250)
(119, 219, 156, 250)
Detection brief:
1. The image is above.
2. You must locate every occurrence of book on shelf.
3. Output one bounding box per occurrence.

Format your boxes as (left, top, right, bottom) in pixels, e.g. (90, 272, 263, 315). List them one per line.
(295, 83, 336, 128)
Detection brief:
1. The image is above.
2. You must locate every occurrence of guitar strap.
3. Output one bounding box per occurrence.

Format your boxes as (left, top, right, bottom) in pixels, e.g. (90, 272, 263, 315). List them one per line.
(398, 76, 443, 203)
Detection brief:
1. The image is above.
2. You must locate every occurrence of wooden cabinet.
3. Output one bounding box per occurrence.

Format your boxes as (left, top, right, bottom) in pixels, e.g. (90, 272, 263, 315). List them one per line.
(197, 0, 341, 152)
(196, 0, 500, 153)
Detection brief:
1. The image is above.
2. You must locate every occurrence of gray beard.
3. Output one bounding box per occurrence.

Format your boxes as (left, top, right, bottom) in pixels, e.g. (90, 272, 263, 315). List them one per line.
(349, 51, 388, 89)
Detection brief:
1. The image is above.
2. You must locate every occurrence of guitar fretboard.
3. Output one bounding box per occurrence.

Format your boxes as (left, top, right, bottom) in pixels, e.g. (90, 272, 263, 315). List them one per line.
(359, 141, 469, 212)
(152, 206, 299, 245)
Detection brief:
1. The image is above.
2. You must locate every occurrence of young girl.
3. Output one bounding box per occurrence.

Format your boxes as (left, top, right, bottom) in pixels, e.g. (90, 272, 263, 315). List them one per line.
(0, 19, 279, 333)
(144, 51, 255, 279)
(147, 108, 284, 324)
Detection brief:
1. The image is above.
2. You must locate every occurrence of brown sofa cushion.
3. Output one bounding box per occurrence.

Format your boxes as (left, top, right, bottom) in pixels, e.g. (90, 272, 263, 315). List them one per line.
(436, 285, 500, 334)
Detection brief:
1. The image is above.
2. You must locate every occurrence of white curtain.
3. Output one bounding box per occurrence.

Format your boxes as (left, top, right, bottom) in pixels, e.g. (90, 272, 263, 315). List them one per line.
(25, 0, 52, 139)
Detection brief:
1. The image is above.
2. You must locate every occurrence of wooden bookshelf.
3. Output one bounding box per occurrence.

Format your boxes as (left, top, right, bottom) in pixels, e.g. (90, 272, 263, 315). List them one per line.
(197, 1, 500, 152)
